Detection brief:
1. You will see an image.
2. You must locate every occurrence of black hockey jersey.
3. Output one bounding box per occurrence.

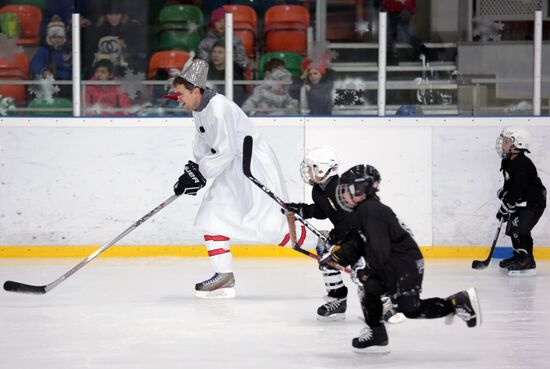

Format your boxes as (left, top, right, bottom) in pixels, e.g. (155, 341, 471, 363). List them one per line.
(336, 197, 423, 295)
(500, 153, 546, 209)
(300, 175, 354, 242)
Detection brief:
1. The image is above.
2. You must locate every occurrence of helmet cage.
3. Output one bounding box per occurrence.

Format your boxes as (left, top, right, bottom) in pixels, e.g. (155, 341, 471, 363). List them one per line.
(335, 165, 380, 212)
(496, 127, 531, 159)
(299, 150, 339, 185)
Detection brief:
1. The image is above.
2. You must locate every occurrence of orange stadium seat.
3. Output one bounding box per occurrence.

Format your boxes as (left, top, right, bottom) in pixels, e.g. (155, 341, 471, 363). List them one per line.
(148, 50, 190, 79)
(0, 4, 42, 45)
(0, 52, 29, 105)
(224, 4, 257, 58)
(264, 4, 309, 55)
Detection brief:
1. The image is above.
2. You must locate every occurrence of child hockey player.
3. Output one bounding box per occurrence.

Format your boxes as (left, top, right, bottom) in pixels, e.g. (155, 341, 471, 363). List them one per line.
(285, 147, 404, 324)
(495, 126, 546, 276)
(319, 164, 481, 353)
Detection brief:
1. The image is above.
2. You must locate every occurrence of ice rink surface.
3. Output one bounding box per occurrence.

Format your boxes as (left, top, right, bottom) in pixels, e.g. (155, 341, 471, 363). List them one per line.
(1, 257, 549, 369)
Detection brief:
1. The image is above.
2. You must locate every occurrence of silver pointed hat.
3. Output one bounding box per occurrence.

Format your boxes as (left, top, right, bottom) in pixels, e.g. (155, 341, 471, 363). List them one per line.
(180, 59, 209, 89)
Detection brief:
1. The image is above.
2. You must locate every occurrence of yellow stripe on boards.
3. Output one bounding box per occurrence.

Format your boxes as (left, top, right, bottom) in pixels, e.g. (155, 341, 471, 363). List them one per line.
(0, 246, 549, 259)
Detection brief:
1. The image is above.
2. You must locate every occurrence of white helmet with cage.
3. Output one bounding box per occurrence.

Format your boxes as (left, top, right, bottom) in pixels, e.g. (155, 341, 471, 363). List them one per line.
(496, 126, 532, 158)
(300, 145, 340, 185)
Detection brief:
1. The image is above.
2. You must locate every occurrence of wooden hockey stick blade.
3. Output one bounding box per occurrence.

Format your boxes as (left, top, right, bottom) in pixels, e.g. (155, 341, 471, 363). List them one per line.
(4, 280, 47, 295)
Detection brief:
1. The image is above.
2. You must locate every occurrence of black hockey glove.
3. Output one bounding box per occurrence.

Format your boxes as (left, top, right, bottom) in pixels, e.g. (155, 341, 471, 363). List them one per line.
(283, 202, 307, 218)
(497, 188, 507, 201)
(173, 161, 207, 196)
(318, 245, 343, 271)
(496, 202, 515, 222)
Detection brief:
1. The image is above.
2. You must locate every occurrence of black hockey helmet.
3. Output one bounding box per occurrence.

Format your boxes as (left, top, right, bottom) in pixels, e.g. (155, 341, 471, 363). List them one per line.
(336, 164, 381, 212)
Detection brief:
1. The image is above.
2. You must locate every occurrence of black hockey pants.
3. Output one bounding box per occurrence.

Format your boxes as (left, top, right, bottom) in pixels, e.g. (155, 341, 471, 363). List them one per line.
(506, 207, 545, 255)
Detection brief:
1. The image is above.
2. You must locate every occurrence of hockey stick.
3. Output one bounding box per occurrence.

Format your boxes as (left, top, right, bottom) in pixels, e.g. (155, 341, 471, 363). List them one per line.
(3, 194, 180, 295)
(242, 136, 351, 273)
(471, 218, 505, 270)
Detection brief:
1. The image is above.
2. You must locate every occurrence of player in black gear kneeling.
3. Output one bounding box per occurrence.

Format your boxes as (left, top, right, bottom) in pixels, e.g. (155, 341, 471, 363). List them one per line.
(495, 127, 546, 276)
(285, 147, 404, 323)
(319, 164, 481, 353)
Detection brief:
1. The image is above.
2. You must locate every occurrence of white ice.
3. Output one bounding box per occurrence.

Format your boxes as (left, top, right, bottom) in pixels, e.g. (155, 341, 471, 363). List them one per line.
(1, 258, 549, 369)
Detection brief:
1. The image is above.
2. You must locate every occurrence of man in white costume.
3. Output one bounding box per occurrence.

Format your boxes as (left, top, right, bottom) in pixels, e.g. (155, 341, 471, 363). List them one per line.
(171, 59, 313, 298)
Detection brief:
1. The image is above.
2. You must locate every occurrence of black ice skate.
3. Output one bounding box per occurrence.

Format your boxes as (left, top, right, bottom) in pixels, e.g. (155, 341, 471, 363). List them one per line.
(352, 324, 390, 354)
(507, 251, 536, 276)
(317, 297, 347, 321)
(382, 295, 406, 324)
(447, 287, 481, 328)
(499, 250, 522, 271)
(195, 272, 236, 299)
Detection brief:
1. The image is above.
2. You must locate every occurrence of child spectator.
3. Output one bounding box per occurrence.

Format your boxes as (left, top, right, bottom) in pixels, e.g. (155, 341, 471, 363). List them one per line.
(241, 69, 298, 116)
(85, 59, 132, 116)
(263, 57, 301, 100)
(29, 15, 72, 98)
(301, 57, 334, 116)
(207, 41, 248, 105)
(30, 16, 72, 81)
(198, 7, 248, 69)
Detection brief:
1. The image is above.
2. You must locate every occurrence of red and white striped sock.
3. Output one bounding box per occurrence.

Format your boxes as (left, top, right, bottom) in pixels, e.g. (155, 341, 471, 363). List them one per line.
(204, 235, 232, 273)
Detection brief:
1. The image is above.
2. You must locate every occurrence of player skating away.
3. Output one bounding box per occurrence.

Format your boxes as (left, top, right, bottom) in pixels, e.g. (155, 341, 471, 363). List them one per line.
(171, 59, 314, 298)
(495, 127, 546, 276)
(285, 147, 405, 323)
(319, 165, 481, 353)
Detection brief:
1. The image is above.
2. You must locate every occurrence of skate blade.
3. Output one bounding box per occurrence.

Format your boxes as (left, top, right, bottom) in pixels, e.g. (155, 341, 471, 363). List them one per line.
(386, 313, 406, 324)
(195, 287, 236, 299)
(317, 313, 346, 322)
(352, 345, 391, 354)
(466, 287, 482, 327)
(508, 269, 536, 277)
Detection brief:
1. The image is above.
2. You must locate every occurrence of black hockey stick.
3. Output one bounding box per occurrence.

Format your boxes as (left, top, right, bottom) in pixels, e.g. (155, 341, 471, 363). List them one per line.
(242, 136, 351, 273)
(471, 218, 505, 270)
(3, 194, 180, 295)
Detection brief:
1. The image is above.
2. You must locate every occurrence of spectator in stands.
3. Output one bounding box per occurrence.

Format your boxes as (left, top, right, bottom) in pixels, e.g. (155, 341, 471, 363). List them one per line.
(207, 41, 248, 105)
(41, 0, 92, 47)
(263, 57, 301, 100)
(301, 57, 334, 116)
(30, 16, 72, 80)
(85, 59, 132, 116)
(383, 0, 431, 64)
(241, 69, 298, 116)
(30, 15, 72, 98)
(264, 58, 286, 79)
(84, 1, 148, 77)
(198, 7, 248, 69)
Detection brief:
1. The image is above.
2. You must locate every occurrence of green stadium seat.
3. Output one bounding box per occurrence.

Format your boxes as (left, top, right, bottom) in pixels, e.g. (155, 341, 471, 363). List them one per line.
(259, 51, 303, 79)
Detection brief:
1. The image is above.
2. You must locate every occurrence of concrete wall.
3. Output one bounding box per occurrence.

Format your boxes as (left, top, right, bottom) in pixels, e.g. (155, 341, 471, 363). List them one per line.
(1, 116, 549, 249)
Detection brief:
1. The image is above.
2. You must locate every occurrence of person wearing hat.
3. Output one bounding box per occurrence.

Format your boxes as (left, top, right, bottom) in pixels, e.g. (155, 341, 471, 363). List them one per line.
(300, 57, 334, 116)
(197, 7, 248, 70)
(170, 59, 317, 298)
(241, 69, 299, 116)
(30, 15, 72, 95)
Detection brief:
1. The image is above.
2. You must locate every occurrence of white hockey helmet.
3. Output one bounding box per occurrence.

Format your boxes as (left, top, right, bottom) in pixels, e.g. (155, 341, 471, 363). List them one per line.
(496, 126, 532, 158)
(300, 145, 340, 185)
